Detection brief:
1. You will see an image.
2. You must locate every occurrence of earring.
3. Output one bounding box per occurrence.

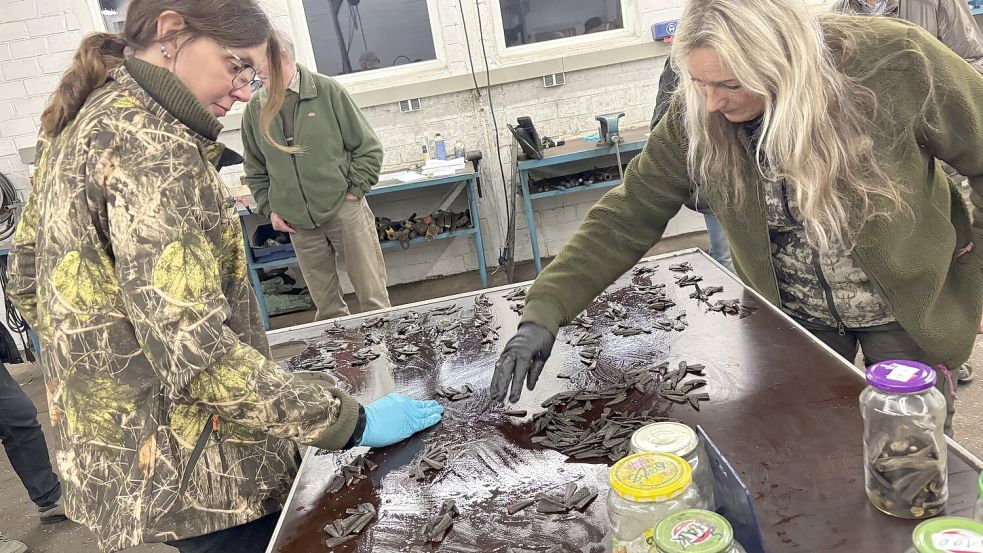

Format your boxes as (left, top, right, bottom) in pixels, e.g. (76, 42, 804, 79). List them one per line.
(159, 45, 172, 59)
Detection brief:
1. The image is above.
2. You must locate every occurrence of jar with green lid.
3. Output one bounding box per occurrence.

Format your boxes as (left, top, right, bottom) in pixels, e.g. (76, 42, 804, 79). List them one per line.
(631, 422, 715, 508)
(904, 517, 983, 553)
(976, 473, 983, 524)
(608, 452, 705, 553)
(650, 509, 746, 553)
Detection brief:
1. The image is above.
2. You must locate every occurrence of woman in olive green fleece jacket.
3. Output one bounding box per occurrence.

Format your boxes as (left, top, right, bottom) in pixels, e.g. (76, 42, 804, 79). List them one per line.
(8, 1, 441, 551)
(491, 0, 983, 420)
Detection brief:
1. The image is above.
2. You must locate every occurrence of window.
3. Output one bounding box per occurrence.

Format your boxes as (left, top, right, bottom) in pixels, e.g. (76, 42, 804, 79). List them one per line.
(98, 0, 127, 32)
(499, 0, 624, 47)
(300, 0, 438, 77)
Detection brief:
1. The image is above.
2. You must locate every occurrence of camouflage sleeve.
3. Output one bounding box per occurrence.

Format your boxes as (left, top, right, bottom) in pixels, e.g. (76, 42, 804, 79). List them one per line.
(98, 133, 360, 451)
(7, 141, 51, 329)
(240, 101, 272, 216)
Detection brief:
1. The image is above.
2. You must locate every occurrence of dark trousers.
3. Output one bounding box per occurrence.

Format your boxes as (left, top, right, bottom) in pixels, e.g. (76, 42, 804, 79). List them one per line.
(795, 319, 956, 435)
(165, 513, 280, 553)
(0, 360, 61, 509)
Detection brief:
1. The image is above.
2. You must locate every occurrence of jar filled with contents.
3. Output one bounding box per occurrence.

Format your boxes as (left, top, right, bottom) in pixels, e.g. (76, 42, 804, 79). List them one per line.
(860, 360, 947, 519)
(904, 517, 983, 553)
(976, 473, 983, 524)
(650, 509, 746, 553)
(608, 452, 705, 553)
(631, 422, 715, 508)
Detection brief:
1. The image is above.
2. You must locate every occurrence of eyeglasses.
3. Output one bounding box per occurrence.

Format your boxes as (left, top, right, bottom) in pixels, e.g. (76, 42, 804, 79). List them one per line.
(222, 46, 264, 93)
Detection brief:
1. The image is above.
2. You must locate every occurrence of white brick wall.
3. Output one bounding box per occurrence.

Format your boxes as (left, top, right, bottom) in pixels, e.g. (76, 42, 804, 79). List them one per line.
(0, 0, 807, 293)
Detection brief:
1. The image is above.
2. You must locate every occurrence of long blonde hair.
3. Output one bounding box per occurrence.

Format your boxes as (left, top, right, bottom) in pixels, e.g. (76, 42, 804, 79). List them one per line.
(671, 0, 908, 250)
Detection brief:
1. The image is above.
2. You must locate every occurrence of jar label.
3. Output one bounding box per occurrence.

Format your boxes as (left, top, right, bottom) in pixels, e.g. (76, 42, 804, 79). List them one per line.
(671, 519, 718, 547)
(613, 529, 655, 553)
(931, 529, 983, 552)
(884, 363, 919, 382)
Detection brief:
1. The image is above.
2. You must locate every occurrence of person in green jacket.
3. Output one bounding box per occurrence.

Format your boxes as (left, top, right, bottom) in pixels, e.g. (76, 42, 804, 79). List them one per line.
(8, 1, 441, 551)
(490, 0, 983, 435)
(241, 37, 390, 322)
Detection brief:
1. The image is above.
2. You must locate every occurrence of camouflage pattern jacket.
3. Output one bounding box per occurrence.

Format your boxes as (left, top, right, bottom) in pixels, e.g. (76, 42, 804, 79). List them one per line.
(8, 64, 360, 551)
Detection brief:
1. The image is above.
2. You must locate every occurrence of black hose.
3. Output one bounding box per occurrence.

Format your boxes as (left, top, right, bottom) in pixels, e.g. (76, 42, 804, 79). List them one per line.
(0, 171, 34, 361)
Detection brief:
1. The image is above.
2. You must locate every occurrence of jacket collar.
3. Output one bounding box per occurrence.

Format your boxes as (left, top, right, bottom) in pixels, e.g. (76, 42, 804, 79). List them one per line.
(295, 63, 319, 100)
(109, 64, 220, 155)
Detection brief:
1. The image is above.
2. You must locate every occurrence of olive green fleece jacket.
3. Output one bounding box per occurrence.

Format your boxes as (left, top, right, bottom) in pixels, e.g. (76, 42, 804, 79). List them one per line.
(241, 63, 383, 230)
(522, 16, 983, 369)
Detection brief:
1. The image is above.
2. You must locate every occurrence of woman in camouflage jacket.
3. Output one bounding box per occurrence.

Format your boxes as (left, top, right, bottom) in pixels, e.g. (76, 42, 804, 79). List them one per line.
(7, 1, 441, 551)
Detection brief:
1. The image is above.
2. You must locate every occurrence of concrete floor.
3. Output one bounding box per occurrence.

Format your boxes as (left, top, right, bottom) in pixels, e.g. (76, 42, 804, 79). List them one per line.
(2, 234, 982, 552)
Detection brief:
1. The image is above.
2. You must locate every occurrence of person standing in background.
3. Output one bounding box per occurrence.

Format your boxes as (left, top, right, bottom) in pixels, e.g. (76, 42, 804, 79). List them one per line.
(832, 0, 983, 74)
(651, 57, 734, 271)
(242, 37, 391, 322)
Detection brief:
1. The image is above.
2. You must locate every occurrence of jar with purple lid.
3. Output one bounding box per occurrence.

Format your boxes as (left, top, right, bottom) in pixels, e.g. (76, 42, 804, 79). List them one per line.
(861, 360, 947, 519)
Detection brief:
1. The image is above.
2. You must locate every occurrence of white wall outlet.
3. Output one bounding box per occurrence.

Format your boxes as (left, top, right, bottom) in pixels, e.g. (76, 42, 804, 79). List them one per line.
(399, 98, 423, 112)
(543, 73, 565, 88)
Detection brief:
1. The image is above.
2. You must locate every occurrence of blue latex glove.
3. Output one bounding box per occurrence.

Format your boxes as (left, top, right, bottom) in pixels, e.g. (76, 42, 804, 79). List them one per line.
(358, 393, 444, 448)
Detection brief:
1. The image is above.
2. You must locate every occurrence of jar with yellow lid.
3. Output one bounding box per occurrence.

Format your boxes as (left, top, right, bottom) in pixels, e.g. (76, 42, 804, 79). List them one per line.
(631, 422, 715, 508)
(608, 452, 707, 553)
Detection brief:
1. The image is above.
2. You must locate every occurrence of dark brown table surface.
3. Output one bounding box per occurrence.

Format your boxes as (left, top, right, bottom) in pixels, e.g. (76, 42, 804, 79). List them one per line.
(264, 249, 981, 553)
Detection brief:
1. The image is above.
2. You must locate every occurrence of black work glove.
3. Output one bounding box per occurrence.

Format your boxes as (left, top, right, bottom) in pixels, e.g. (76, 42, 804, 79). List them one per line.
(490, 322, 556, 402)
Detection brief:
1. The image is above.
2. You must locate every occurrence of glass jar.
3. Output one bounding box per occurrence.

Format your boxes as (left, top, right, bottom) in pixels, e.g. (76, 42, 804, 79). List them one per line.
(976, 473, 983, 524)
(904, 517, 983, 553)
(631, 422, 715, 509)
(860, 360, 947, 519)
(650, 509, 747, 553)
(608, 452, 705, 553)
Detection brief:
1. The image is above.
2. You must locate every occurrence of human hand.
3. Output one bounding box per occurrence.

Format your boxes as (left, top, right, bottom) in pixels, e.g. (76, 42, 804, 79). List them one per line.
(345, 192, 360, 202)
(359, 393, 444, 448)
(270, 212, 296, 233)
(489, 322, 556, 403)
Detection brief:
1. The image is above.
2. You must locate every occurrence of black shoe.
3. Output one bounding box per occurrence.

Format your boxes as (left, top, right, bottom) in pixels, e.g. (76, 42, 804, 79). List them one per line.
(39, 497, 67, 525)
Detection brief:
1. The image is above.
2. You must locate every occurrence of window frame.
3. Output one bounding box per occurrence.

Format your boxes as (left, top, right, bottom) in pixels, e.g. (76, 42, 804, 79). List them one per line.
(286, 0, 452, 96)
(488, 0, 642, 65)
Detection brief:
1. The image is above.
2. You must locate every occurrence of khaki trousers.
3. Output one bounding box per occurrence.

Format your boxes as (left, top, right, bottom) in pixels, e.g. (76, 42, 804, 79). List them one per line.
(290, 198, 390, 320)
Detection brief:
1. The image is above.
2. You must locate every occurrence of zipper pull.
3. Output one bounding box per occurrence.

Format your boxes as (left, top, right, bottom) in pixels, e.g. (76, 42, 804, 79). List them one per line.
(837, 322, 847, 336)
(211, 414, 221, 443)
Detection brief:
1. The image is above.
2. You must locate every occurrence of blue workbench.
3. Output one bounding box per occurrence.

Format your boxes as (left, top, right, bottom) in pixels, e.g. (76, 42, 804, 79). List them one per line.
(517, 127, 650, 273)
(238, 165, 488, 329)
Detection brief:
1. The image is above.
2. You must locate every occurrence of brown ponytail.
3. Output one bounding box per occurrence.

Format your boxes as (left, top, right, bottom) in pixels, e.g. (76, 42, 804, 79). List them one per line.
(40, 33, 128, 137)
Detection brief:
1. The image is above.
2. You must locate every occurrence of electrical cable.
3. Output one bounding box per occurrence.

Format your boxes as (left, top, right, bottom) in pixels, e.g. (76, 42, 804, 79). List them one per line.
(0, 171, 33, 361)
(457, 0, 482, 97)
(0, 172, 18, 241)
(345, 3, 357, 56)
(615, 139, 624, 181)
(474, 0, 516, 280)
(354, 4, 368, 51)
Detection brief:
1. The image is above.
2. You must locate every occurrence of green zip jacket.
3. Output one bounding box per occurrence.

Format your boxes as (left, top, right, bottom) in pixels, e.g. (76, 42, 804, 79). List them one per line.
(522, 16, 983, 369)
(8, 60, 360, 552)
(241, 63, 383, 230)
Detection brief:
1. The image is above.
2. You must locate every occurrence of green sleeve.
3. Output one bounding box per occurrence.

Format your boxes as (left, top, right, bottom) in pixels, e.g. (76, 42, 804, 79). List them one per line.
(521, 104, 693, 335)
(330, 81, 383, 196)
(910, 25, 983, 249)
